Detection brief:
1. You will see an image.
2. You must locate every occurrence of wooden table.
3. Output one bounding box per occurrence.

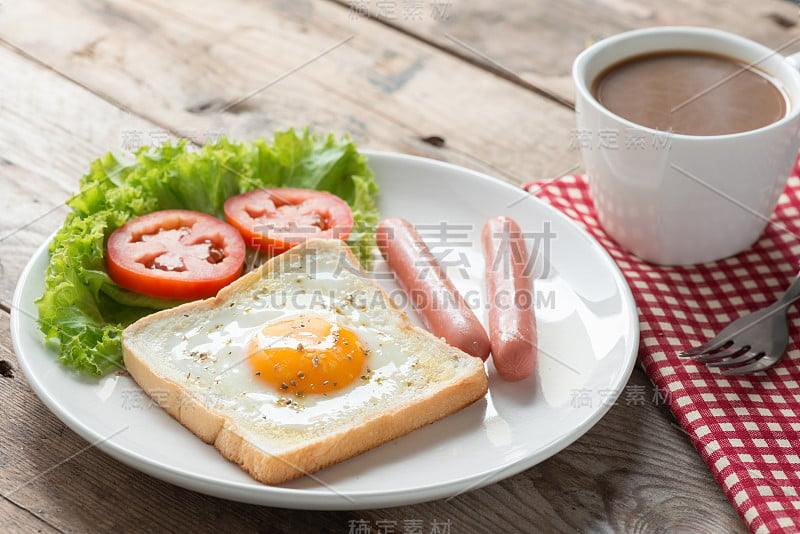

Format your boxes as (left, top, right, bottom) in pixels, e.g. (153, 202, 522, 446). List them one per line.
(2, 1, 798, 532)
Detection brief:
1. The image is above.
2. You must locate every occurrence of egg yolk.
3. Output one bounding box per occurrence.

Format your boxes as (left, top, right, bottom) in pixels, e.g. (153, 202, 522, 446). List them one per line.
(248, 316, 367, 395)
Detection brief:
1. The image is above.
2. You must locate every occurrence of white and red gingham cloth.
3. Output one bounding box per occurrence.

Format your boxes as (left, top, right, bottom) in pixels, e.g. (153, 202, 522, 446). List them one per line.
(525, 168, 800, 534)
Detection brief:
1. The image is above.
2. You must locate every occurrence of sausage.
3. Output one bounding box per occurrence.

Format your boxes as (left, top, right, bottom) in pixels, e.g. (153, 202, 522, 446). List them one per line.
(376, 217, 491, 360)
(482, 216, 537, 381)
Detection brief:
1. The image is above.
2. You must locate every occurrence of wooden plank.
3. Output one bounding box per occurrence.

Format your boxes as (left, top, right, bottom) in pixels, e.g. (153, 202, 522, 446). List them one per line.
(0, 497, 61, 534)
(0, 0, 580, 187)
(334, 0, 800, 104)
(0, 309, 745, 532)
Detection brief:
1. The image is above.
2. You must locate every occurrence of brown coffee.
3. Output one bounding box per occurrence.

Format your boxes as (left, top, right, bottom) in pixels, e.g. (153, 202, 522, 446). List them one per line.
(591, 51, 788, 136)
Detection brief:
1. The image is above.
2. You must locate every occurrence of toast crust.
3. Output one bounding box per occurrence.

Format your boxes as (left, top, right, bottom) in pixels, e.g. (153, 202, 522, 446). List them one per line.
(122, 239, 488, 485)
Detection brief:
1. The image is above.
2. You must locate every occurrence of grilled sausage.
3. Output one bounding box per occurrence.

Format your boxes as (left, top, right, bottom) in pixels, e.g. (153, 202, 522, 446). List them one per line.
(376, 217, 491, 360)
(482, 216, 537, 381)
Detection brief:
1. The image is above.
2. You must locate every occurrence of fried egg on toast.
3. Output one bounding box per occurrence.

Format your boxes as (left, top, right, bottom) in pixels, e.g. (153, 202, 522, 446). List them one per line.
(122, 239, 488, 484)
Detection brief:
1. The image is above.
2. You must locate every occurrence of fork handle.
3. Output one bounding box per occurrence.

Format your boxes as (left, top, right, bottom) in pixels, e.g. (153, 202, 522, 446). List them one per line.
(776, 272, 800, 308)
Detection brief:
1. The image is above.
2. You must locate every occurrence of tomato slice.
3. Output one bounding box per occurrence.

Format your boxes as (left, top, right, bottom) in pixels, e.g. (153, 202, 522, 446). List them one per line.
(223, 188, 354, 255)
(106, 209, 246, 300)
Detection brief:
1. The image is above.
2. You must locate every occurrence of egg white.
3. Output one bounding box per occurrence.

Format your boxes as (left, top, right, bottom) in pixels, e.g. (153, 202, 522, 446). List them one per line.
(159, 248, 426, 435)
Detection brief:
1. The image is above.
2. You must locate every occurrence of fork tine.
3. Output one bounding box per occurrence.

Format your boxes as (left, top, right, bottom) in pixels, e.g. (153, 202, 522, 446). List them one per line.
(719, 354, 780, 375)
(679, 339, 732, 357)
(690, 345, 746, 362)
(706, 350, 763, 368)
(679, 274, 798, 374)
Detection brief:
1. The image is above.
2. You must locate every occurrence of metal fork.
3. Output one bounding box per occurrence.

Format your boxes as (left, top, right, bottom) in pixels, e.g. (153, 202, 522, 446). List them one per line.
(679, 273, 800, 375)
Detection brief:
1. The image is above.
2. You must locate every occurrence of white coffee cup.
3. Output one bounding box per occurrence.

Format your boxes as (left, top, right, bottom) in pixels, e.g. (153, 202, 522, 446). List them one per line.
(572, 27, 800, 265)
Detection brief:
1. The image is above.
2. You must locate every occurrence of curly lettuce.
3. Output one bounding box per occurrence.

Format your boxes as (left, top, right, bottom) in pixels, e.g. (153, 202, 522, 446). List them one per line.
(36, 130, 379, 375)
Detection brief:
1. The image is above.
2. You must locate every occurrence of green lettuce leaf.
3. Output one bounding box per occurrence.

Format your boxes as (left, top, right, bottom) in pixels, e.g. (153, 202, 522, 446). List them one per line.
(36, 129, 379, 375)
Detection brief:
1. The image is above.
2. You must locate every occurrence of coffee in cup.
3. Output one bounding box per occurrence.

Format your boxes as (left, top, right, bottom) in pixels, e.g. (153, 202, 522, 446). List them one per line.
(572, 27, 800, 265)
(592, 51, 788, 136)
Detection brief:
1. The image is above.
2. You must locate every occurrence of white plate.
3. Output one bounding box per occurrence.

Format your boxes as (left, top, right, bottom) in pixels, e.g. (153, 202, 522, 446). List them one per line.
(11, 151, 638, 510)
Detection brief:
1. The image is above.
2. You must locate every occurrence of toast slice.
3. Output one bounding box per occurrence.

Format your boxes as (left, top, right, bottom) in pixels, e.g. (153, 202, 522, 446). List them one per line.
(122, 238, 488, 484)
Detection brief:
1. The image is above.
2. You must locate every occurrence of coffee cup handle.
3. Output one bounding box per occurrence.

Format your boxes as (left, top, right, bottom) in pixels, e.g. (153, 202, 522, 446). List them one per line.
(786, 52, 800, 71)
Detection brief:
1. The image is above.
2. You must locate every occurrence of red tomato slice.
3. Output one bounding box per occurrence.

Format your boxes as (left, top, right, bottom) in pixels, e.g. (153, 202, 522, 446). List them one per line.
(223, 188, 354, 255)
(106, 209, 246, 300)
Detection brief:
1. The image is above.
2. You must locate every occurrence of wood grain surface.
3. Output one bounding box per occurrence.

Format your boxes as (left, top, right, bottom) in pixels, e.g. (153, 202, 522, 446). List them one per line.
(0, 0, 581, 186)
(0, 0, 776, 532)
(335, 0, 800, 104)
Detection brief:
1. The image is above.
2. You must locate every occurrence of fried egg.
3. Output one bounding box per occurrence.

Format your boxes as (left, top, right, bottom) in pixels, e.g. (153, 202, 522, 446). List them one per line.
(154, 243, 447, 433)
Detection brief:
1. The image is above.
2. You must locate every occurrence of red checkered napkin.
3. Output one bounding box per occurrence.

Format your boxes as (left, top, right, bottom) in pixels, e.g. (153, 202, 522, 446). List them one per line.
(525, 172, 800, 534)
